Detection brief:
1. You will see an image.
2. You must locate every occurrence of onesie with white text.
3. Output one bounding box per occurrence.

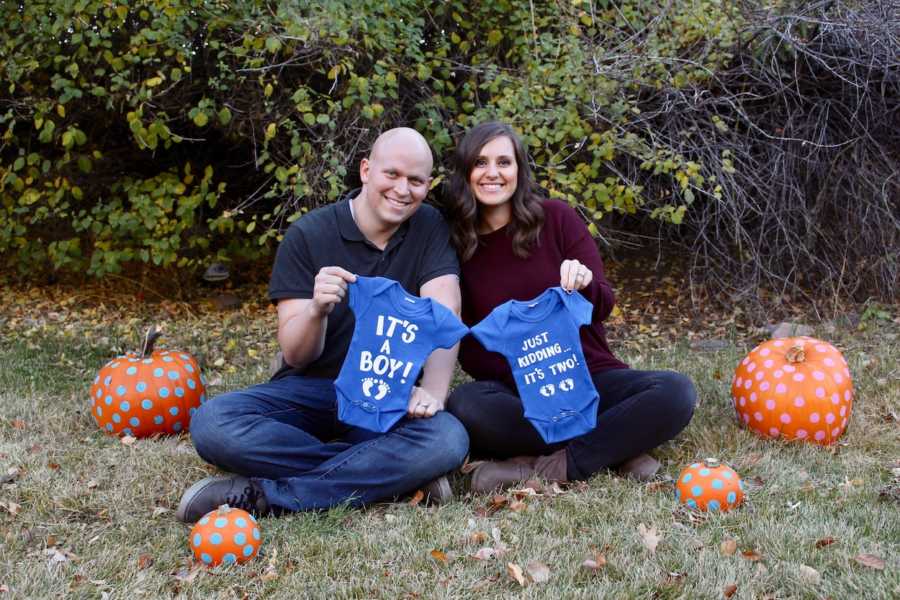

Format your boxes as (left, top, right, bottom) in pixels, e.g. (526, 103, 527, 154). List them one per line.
(470, 287, 599, 443)
(335, 276, 469, 432)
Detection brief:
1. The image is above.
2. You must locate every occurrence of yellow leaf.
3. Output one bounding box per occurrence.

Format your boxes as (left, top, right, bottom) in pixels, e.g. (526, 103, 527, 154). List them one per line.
(56, 105, 66, 118)
(265, 123, 276, 140)
(507, 562, 525, 586)
(264, 83, 273, 97)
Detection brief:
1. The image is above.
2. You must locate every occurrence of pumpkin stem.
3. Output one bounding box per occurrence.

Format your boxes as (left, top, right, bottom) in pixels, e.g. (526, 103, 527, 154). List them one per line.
(785, 343, 806, 363)
(703, 458, 720, 468)
(141, 325, 163, 358)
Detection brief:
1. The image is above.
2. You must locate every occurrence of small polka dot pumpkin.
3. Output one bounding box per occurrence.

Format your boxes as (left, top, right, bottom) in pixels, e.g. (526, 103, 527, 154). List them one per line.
(89, 326, 206, 437)
(190, 505, 262, 567)
(675, 458, 744, 512)
(731, 336, 853, 445)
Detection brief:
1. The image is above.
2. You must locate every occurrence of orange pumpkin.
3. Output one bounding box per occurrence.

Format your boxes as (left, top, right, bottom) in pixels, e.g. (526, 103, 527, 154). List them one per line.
(675, 458, 744, 512)
(731, 336, 853, 445)
(190, 505, 262, 566)
(89, 326, 206, 437)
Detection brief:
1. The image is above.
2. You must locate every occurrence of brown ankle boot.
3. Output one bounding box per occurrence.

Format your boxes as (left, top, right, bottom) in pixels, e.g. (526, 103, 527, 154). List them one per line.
(470, 449, 568, 493)
(615, 453, 661, 482)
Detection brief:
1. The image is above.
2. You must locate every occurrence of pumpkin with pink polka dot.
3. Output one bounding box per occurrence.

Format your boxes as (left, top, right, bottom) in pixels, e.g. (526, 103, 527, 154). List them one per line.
(675, 458, 744, 512)
(190, 505, 262, 567)
(89, 326, 207, 437)
(731, 336, 853, 445)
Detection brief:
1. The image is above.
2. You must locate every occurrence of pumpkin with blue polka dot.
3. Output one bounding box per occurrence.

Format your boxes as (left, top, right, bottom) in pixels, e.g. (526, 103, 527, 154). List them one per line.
(89, 326, 206, 437)
(675, 458, 744, 512)
(190, 505, 262, 567)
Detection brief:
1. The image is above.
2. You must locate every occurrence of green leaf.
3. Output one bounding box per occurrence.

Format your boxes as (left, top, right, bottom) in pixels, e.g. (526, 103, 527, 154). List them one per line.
(265, 37, 282, 54)
(193, 112, 208, 127)
(487, 30, 503, 46)
(218, 107, 232, 125)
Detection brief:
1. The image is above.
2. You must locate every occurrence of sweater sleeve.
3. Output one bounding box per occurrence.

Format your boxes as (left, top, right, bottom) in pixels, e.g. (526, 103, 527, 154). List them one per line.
(557, 205, 617, 322)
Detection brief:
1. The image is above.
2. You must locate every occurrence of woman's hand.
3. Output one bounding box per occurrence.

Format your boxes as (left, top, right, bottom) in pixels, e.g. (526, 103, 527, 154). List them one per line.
(407, 386, 444, 418)
(560, 259, 593, 292)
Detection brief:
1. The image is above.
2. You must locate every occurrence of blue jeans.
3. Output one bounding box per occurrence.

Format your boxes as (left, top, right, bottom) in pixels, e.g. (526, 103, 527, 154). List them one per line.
(189, 375, 469, 511)
(448, 369, 695, 480)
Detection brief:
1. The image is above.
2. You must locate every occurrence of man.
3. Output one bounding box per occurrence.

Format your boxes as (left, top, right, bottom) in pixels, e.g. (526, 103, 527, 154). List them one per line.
(176, 128, 469, 522)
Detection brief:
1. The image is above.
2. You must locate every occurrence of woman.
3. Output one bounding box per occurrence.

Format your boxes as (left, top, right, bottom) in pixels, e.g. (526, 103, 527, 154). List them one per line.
(444, 122, 696, 492)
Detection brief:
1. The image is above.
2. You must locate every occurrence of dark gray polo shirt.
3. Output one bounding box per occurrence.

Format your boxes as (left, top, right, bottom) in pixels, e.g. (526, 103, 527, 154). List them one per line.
(268, 192, 460, 380)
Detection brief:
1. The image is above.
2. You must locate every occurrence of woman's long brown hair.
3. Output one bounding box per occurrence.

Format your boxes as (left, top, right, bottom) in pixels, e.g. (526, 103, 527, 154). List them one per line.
(445, 122, 545, 262)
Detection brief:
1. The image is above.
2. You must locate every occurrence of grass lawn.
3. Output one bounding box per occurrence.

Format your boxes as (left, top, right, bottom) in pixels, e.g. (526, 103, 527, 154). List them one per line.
(1, 286, 897, 599)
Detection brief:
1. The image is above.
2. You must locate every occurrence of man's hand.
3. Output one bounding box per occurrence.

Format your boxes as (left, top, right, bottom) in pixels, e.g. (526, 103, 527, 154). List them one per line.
(407, 386, 444, 419)
(311, 266, 357, 316)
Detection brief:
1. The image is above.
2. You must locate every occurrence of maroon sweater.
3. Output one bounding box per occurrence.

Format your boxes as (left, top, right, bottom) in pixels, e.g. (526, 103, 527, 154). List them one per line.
(459, 199, 628, 388)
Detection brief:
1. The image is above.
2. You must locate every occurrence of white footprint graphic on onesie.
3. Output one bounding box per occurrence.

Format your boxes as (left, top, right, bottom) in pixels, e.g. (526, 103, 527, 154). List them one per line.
(559, 378, 574, 392)
(539, 383, 556, 397)
(362, 377, 391, 401)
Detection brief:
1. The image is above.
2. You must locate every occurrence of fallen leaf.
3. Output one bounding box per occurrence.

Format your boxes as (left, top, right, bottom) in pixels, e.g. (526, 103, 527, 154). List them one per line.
(489, 495, 508, 511)
(583, 545, 610, 571)
(526, 561, 550, 583)
(797, 564, 821, 585)
(430, 549, 448, 564)
(408, 490, 424, 507)
(47, 462, 60, 470)
(723, 583, 738, 598)
(509, 501, 527, 512)
(1, 467, 19, 485)
(471, 547, 497, 561)
(720, 539, 737, 556)
(152, 506, 169, 517)
(853, 554, 885, 570)
(10, 419, 26, 429)
(815, 537, 836, 548)
(120, 435, 136, 446)
(507, 562, 526, 587)
(741, 549, 763, 561)
(174, 565, 202, 583)
(137, 554, 153, 569)
(468, 531, 488, 545)
(0, 501, 20, 516)
(638, 523, 661, 554)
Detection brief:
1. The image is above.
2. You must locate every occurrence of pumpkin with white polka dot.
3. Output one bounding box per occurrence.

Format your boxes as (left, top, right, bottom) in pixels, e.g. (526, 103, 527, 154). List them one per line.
(675, 458, 744, 512)
(89, 326, 206, 437)
(190, 505, 262, 567)
(731, 336, 853, 445)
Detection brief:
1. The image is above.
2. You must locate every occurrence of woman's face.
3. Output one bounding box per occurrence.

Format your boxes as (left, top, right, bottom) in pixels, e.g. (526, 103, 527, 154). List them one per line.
(468, 136, 518, 208)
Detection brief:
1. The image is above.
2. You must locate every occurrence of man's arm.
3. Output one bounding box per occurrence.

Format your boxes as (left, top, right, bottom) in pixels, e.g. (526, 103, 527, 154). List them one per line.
(407, 273, 462, 418)
(277, 266, 356, 369)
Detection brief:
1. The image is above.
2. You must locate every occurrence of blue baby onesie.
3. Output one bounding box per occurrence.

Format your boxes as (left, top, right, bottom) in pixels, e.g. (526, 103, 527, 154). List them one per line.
(470, 287, 600, 443)
(335, 276, 469, 432)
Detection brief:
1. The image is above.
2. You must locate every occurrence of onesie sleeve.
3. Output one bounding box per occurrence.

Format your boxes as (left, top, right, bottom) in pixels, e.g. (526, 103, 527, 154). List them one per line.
(430, 303, 470, 349)
(469, 306, 509, 355)
(348, 276, 375, 316)
(560, 287, 594, 327)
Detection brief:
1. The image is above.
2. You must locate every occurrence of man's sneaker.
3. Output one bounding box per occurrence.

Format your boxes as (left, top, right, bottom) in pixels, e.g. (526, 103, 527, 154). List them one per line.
(176, 476, 270, 523)
(421, 475, 453, 505)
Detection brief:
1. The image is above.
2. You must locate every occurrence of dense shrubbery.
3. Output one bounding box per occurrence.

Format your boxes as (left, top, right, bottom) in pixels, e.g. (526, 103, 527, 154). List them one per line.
(1, 0, 896, 306)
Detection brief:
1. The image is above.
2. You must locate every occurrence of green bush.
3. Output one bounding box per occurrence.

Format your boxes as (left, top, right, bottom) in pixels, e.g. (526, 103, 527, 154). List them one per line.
(1, 0, 737, 280)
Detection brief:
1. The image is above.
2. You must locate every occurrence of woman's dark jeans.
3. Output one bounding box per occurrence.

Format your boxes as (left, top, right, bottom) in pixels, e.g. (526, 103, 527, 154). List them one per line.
(447, 369, 696, 480)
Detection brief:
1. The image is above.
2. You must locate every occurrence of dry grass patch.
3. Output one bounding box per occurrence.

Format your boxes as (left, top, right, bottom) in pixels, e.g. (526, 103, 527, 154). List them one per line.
(1, 297, 897, 598)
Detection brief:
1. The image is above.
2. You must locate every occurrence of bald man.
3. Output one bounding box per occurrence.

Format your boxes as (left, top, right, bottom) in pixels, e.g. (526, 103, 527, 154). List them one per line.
(177, 128, 468, 521)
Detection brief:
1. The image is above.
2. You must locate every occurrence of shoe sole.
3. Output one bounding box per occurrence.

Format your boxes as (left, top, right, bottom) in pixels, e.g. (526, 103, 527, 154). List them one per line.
(423, 476, 453, 505)
(175, 476, 229, 523)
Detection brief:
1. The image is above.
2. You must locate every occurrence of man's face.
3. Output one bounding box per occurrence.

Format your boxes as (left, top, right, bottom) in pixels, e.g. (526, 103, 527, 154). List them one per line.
(359, 139, 432, 230)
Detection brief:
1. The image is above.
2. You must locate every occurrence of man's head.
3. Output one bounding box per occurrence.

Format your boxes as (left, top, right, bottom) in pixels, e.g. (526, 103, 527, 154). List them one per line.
(356, 127, 433, 238)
